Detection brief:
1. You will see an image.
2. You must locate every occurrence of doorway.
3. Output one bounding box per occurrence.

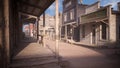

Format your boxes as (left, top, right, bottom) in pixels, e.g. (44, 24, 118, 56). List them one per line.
(102, 23, 107, 40)
(92, 24, 96, 44)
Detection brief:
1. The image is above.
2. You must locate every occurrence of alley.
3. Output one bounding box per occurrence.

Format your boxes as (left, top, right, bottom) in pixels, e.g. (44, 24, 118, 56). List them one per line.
(45, 39, 120, 68)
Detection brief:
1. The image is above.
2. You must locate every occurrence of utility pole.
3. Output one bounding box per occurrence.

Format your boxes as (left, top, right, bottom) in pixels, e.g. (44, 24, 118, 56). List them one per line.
(55, 0, 59, 59)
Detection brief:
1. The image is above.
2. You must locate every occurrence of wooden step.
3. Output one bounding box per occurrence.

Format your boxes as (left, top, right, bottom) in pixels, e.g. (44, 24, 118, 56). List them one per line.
(10, 57, 61, 68)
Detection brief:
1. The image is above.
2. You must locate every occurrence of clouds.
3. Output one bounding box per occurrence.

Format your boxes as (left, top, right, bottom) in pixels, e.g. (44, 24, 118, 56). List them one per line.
(101, 0, 120, 10)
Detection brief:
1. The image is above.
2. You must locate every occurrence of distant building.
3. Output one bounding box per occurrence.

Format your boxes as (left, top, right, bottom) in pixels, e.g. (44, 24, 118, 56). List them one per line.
(39, 14, 55, 40)
(23, 23, 34, 37)
(62, 0, 120, 46)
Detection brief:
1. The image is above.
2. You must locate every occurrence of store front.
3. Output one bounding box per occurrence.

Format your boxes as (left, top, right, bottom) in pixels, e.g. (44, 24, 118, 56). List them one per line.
(80, 6, 110, 45)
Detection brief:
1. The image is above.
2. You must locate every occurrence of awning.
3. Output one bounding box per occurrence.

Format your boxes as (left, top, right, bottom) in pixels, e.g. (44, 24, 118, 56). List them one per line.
(18, 0, 55, 17)
(80, 5, 111, 24)
(17, 0, 55, 23)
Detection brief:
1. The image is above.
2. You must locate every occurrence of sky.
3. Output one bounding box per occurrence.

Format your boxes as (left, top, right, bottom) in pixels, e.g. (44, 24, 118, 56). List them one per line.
(45, 0, 120, 16)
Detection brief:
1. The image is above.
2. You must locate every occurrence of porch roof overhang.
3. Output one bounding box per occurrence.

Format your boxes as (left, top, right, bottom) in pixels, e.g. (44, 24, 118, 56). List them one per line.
(80, 5, 111, 25)
(17, 0, 55, 24)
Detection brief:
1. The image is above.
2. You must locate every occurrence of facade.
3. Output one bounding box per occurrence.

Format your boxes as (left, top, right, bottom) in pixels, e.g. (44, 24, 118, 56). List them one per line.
(79, 2, 120, 46)
(39, 14, 55, 40)
(39, 14, 62, 40)
(62, 0, 120, 46)
(61, 0, 87, 42)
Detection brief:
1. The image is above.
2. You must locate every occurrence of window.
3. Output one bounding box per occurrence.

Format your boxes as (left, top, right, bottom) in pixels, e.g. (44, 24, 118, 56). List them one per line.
(64, 13, 67, 22)
(70, 9, 74, 20)
(92, 25, 96, 37)
(102, 23, 106, 40)
(65, 1, 71, 8)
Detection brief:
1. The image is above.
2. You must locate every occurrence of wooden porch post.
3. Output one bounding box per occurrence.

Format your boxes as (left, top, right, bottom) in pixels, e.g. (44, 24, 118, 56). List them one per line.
(3, 0, 10, 67)
(37, 18, 39, 40)
(43, 12, 45, 47)
(55, 0, 59, 58)
(65, 25, 67, 41)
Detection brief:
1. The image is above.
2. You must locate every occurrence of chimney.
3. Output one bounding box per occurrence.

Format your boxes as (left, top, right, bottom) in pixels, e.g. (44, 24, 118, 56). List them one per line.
(118, 2, 120, 11)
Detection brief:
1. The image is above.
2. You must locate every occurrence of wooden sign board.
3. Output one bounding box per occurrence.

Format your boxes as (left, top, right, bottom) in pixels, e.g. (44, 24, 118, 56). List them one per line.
(81, 6, 109, 24)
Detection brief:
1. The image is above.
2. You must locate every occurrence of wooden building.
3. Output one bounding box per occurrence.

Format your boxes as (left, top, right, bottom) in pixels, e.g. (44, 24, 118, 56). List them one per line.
(0, 0, 56, 67)
(62, 0, 120, 46)
(79, 1, 120, 46)
(61, 0, 87, 42)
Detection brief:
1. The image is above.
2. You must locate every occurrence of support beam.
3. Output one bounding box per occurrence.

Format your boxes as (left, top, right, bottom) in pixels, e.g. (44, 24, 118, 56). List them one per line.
(100, 20, 109, 25)
(55, 0, 59, 59)
(65, 26, 67, 41)
(3, 0, 10, 67)
(43, 12, 45, 47)
(18, 1, 44, 10)
(19, 12, 37, 19)
(19, 11, 39, 17)
(36, 18, 39, 40)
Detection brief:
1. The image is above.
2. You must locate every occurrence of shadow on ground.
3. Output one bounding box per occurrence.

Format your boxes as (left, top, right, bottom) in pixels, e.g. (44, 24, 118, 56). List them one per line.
(13, 37, 37, 57)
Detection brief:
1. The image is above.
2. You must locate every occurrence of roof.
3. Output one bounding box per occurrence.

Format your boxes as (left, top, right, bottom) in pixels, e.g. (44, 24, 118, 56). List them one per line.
(17, 0, 55, 24)
(18, 0, 55, 17)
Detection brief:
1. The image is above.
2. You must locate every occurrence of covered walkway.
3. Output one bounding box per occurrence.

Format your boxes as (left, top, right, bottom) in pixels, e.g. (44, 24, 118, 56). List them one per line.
(0, 0, 60, 68)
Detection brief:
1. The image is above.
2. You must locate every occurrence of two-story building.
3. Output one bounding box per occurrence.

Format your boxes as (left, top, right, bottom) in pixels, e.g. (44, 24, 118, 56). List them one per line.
(61, 0, 87, 42)
(79, 1, 120, 46)
(62, 0, 120, 46)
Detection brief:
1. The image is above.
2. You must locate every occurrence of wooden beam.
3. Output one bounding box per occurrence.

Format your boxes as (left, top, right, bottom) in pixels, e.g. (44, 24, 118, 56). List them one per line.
(43, 12, 45, 47)
(38, 0, 55, 16)
(31, 0, 41, 14)
(55, 0, 59, 59)
(19, 12, 37, 18)
(19, 11, 39, 17)
(100, 20, 109, 25)
(37, 18, 39, 40)
(18, 1, 44, 10)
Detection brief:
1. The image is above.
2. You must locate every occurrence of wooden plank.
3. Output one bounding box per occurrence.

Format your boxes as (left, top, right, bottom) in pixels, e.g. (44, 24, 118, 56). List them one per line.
(18, 1, 44, 9)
